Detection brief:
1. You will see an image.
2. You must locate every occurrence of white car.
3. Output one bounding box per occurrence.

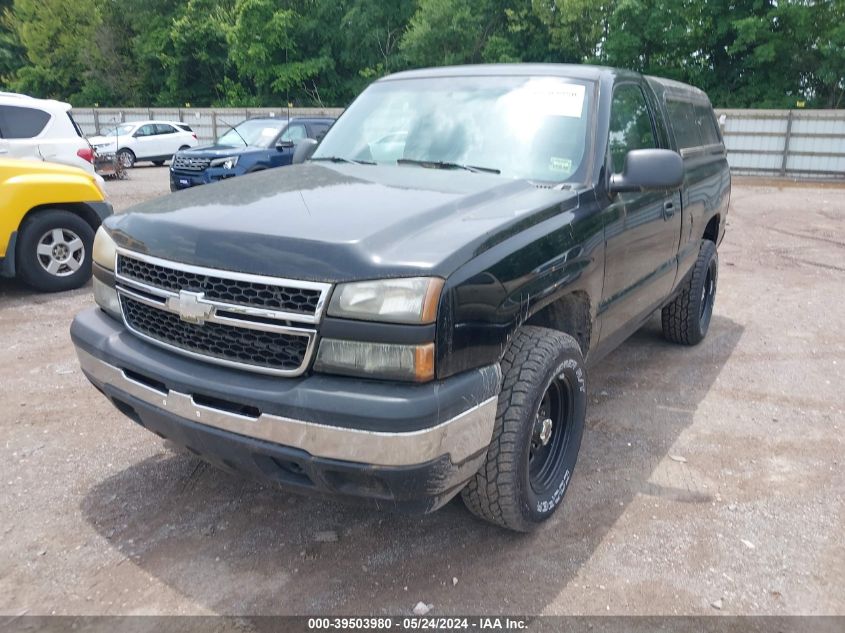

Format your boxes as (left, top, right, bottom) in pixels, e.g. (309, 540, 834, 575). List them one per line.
(0, 92, 96, 175)
(88, 120, 199, 168)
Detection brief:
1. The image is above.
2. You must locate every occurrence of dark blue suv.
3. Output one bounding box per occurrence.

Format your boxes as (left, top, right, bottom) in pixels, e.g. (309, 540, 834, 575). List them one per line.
(169, 117, 334, 191)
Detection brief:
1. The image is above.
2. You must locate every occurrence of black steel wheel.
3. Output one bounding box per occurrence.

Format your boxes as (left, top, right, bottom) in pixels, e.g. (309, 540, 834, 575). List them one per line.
(661, 240, 718, 345)
(529, 377, 575, 497)
(461, 326, 587, 531)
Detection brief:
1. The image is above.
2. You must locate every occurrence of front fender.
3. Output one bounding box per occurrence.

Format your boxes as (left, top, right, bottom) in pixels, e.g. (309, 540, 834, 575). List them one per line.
(0, 172, 107, 259)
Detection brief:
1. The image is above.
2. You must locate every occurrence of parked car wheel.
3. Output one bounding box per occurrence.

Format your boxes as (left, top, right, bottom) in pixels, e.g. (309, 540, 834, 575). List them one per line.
(16, 209, 95, 292)
(152, 160, 165, 166)
(661, 240, 718, 345)
(116, 149, 135, 169)
(461, 326, 587, 531)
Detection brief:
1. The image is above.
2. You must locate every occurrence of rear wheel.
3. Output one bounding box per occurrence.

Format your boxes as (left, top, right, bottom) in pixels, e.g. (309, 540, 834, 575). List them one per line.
(16, 210, 95, 292)
(461, 326, 587, 531)
(661, 240, 718, 345)
(116, 149, 135, 169)
(152, 160, 165, 166)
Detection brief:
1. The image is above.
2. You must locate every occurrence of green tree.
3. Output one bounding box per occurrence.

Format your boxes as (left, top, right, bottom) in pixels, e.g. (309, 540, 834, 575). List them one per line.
(401, 0, 498, 67)
(339, 0, 416, 91)
(160, 0, 236, 106)
(6, 0, 102, 100)
(532, 0, 613, 62)
(0, 0, 23, 82)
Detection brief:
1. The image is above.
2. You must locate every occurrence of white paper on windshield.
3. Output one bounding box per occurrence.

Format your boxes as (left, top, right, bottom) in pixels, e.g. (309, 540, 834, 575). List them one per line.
(504, 79, 586, 118)
(260, 127, 279, 138)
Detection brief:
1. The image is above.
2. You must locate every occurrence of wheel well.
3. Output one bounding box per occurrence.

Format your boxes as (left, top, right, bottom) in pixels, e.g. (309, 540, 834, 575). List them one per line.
(525, 291, 592, 356)
(703, 214, 720, 244)
(21, 203, 102, 233)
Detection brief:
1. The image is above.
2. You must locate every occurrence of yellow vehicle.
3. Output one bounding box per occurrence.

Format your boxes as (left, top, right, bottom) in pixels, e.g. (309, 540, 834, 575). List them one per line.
(0, 158, 112, 292)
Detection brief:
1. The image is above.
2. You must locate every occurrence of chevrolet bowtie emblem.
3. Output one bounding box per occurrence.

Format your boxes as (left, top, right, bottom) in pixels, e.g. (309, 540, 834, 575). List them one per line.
(166, 290, 214, 325)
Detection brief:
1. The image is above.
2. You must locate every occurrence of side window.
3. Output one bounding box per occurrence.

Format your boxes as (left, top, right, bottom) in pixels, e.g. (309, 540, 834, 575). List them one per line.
(136, 124, 156, 137)
(280, 123, 307, 144)
(311, 123, 330, 140)
(0, 105, 51, 139)
(155, 124, 176, 135)
(67, 113, 85, 138)
(608, 85, 657, 173)
(666, 100, 702, 150)
(694, 104, 721, 146)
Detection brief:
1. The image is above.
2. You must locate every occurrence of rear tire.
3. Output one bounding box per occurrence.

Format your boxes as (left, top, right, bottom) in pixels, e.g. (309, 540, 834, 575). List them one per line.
(117, 149, 135, 169)
(661, 240, 718, 345)
(152, 160, 165, 166)
(16, 210, 95, 292)
(461, 326, 587, 532)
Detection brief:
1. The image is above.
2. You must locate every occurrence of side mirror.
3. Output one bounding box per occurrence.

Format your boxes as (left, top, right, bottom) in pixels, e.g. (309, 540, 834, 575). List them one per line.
(609, 149, 684, 194)
(292, 138, 318, 164)
(276, 140, 295, 150)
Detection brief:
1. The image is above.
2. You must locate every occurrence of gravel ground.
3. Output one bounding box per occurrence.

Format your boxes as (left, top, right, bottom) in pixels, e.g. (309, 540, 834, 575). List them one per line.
(0, 168, 843, 616)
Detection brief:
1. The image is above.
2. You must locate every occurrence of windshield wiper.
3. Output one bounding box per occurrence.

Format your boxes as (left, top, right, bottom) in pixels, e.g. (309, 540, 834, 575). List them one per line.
(311, 156, 375, 165)
(396, 159, 500, 174)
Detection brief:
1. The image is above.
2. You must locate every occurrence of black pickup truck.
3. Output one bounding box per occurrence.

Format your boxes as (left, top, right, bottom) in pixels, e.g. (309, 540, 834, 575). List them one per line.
(71, 64, 729, 531)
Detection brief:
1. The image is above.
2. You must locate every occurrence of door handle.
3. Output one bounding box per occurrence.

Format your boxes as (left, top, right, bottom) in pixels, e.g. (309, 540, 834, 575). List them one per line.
(663, 201, 676, 220)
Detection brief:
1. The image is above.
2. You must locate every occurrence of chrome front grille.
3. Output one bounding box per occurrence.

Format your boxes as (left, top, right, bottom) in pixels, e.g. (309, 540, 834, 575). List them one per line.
(171, 155, 211, 172)
(117, 254, 322, 316)
(114, 250, 331, 376)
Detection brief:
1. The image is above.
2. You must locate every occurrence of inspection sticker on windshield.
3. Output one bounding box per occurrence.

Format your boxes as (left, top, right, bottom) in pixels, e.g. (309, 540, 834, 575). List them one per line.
(549, 157, 573, 172)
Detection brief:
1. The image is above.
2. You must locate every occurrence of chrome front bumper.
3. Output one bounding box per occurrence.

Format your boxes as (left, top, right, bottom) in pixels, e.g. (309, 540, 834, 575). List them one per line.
(77, 348, 498, 468)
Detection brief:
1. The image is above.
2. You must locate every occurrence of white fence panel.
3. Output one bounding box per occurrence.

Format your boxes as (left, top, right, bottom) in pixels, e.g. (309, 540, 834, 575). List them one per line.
(717, 109, 845, 179)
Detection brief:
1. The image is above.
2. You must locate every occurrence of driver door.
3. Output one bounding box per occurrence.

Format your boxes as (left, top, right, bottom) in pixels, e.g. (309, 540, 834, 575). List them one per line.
(599, 83, 682, 343)
(132, 124, 160, 159)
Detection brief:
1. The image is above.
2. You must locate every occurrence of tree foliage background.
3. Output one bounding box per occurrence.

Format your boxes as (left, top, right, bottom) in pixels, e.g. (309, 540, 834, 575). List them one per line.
(0, 0, 842, 108)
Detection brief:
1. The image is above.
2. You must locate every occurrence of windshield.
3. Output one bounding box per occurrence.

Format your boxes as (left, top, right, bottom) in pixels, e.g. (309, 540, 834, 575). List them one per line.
(100, 123, 135, 137)
(217, 119, 288, 147)
(313, 75, 594, 182)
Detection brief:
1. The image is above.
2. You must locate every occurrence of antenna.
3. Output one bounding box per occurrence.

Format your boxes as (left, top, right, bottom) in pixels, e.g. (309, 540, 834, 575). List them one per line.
(285, 47, 291, 121)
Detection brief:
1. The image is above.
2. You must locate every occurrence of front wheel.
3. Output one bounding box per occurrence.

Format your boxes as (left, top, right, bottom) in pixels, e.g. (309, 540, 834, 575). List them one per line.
(16, 210, 95, 292)
(116, 149, 135, 169)
(661, 240, 718, 345)
(461, 326, 587, 531)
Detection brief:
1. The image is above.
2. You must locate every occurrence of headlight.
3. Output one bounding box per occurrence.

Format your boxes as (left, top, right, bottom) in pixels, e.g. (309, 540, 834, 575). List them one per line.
(210, 156, 239, 169)
(328, 277, 444, 324)
(314, 339, 434, 382)
(93, 277, 121, 321)
(92, 226, 117, 271)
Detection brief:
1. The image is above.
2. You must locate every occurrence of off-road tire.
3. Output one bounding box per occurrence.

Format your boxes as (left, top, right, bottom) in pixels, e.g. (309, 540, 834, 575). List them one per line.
(661, 240, 718, 345)
(117, 149, 135, 169)
(16, 210, 95, 292)
(461, 326, 587, 531)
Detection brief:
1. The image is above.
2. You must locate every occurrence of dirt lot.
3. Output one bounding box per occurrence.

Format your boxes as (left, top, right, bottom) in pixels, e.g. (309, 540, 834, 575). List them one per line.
(0, 168, 842, 617)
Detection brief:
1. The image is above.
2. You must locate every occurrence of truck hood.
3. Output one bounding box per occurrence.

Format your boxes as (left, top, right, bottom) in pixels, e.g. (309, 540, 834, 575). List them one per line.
(178, 144, 259, 157)
(105, 163, 579, 282)
(88, 135, 128, 148)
